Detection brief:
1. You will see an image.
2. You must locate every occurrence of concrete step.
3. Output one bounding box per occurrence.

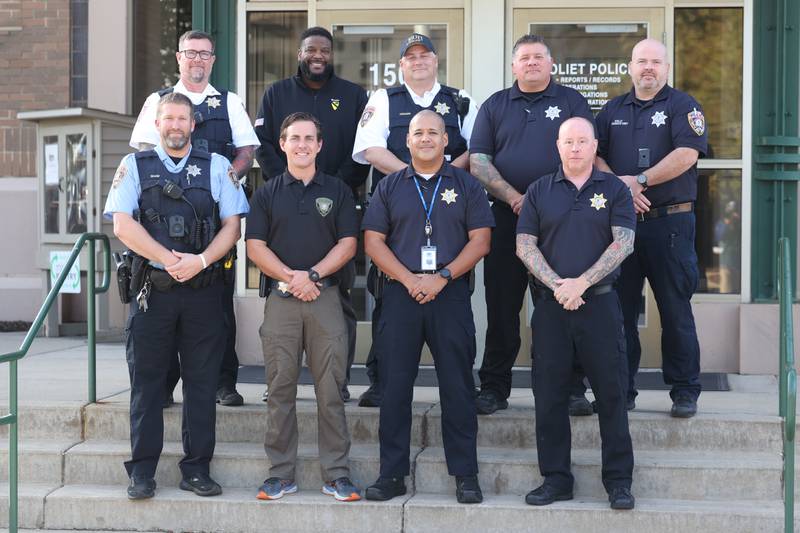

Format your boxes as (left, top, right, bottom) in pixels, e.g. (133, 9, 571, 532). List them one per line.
(415, 446, 782, 501)
(0, 439, 79, 484)
(83, 401, 431, 446)
(64, 440, 406, 492)
(427, 406, 782, 452)
(34, 484, 791, 533)
(43, 485, 407, 533)
(0, 404, 83, 440)
(0, 483, 60, 529)
(403, 493, 788, 533)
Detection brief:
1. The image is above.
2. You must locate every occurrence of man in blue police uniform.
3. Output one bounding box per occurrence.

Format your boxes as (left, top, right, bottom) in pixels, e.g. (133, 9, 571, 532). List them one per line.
(353, 32, 479, 408)
(469, 34, 595, 416)
(517, 117, 635, 510)
(131, 29, 260, 408)
(362, 110, 493, 504)
(254, 26, 369, 402)
(595, 38, 708, 418)
(247, 112, 361, 503)
(105, 91, 249, 500)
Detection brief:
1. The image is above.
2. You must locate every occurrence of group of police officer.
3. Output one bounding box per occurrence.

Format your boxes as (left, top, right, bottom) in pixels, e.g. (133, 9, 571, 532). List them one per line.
(104, 27, 706, 510)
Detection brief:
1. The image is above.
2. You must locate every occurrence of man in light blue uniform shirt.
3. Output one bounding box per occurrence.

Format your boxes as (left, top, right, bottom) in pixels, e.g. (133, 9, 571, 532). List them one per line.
(104, 92, 248, 501)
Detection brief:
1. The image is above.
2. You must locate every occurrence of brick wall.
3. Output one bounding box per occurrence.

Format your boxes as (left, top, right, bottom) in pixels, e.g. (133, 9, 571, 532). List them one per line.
(0, 0, 70, 177)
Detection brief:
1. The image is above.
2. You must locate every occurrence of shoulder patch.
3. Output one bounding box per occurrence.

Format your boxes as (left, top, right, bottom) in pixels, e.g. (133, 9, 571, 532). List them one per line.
(360, 106, 375, 128)
(112, 162, 127, 189)
(228, 166, 240, 189)
(687, 108, 705, 136)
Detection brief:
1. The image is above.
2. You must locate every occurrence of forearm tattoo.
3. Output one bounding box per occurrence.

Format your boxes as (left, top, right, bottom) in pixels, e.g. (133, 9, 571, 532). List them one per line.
(582, 226, 635, 285)
(516, 233, 560, 291)
(470, 153, 519, 204)
(232, 145, 255, 178)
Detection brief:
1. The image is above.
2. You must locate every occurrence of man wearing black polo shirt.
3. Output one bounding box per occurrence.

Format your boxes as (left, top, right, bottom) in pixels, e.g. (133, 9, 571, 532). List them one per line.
(254, 26, 369, 401)
(595, 38, 708, 418)
(469, 34, 595, 415)
(517, 117, 635, 510)
(362, 110, 493, 504)
(246, 112, 361, 502)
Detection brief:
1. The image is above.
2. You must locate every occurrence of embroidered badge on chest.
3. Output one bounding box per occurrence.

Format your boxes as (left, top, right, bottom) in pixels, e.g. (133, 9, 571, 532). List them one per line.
(651, 111, 668, 128)
(545, 106, 562, 121)
(441, 188, 458, 205)
(316, 197, 333, 217)
(590, 193, 607, 211)
(206, 96, 221, 109)
(330, 98, 340, 111)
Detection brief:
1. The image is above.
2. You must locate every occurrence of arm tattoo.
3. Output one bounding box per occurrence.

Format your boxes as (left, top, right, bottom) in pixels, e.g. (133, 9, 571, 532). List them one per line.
(516, 233, 561, 291)
(581, 226, 635, 286)
(231, 146, 255, 178)
(470, 153, 519, 204)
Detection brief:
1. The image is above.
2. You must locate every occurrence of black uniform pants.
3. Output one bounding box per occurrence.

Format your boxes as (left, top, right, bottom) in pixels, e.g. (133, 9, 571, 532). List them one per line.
(617, 211, 702, 401)
(479, 203, 585, 399)
(532, 291, 633, 493)
(124, 282, 225, 479)
(378, 279, 478, 478)
(364, 264, 382, 385)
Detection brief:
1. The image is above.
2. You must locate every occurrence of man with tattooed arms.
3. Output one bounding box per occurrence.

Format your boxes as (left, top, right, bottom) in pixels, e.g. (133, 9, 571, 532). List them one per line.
(516, 117, 636, 510)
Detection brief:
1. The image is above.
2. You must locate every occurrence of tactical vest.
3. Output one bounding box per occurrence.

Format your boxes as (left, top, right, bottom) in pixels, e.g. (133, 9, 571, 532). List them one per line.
(374, 85, 469, 188)
(158, 87, 234, 161)
(135, 149, 220, 254)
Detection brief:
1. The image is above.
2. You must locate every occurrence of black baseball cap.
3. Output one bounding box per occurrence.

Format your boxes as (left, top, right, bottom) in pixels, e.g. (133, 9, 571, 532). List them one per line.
(399, 33, 436, 58)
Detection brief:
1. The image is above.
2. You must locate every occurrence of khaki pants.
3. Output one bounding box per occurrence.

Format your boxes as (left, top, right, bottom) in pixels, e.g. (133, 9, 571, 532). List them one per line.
(259, 286, 350, 481)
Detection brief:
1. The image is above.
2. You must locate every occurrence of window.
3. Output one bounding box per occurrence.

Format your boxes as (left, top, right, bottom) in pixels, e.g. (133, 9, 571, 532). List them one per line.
(675, 7, 743, 294)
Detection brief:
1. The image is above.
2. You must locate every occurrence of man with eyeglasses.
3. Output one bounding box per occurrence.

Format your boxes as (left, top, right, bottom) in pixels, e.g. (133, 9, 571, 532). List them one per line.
(130, 29, 260, 410)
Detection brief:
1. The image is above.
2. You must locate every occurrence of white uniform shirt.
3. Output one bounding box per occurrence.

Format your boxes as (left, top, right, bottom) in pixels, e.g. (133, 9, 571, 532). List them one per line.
(129, 80, 260, 150)
(351, 81, 479, 164)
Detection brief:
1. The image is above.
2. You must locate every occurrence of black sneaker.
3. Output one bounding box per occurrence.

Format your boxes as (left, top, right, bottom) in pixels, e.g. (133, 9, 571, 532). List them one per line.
(179, 472, 222, 497)
(524, 484, 573, 506)
(127, 476, 156, 500)
(475, 390, 508, 415)
(608, 487, 635, 509)
(455, 475, 483, 504)
(365, 477, 406, 501)
(670, 395, 698, 418)
(568, 394, 593, 416)
(358, 383, 382, 408)
(216, 387, 244, 407)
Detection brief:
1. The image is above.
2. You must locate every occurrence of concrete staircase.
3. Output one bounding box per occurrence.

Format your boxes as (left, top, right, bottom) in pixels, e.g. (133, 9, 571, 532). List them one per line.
(0, 391, 792, 532)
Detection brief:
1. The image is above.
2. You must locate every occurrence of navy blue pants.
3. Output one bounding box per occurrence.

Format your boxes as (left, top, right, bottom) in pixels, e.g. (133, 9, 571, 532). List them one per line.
(617, 211, 702, 401)
(124, 282, 225, 479)
(479, 203, 586, 398)
(378, 279, 478, 477)
(532, 291, 633, 493)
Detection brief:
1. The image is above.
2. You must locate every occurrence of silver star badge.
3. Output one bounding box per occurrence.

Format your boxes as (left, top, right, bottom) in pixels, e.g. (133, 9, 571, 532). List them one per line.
(440, 188, 458, 205)
(590, 193, 607, 211)
(434, 102, 450, 115)
(206, 96, 221, 109)
(544, 106, 562, 121)
(186, 164, 202, 178)
(651, 111, 668, 128)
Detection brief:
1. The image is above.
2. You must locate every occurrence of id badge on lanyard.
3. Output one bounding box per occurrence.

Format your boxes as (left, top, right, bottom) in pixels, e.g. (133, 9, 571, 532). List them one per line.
(413, 176, 442, 271)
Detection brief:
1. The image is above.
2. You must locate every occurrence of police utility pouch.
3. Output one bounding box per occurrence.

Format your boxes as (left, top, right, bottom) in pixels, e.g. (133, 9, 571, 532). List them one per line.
(258, 272, 270, 298)
(113, 251, 132, 304)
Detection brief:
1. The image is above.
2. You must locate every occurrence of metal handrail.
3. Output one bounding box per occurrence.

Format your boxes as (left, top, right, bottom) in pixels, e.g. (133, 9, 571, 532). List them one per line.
(0, 233, 110, 532)
(778, 237, 796, 533)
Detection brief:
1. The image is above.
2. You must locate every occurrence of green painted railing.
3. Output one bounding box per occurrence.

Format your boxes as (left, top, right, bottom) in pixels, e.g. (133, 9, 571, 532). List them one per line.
(0, 233, 110, 532)
(778, 237, 796, 533)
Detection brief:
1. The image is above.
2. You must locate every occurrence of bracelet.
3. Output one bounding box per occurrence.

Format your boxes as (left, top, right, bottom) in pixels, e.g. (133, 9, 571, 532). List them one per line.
(199, 253, 208, 269)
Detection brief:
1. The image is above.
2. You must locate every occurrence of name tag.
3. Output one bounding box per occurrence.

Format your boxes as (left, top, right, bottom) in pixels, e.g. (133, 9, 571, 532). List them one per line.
(421, 246, 437, 271)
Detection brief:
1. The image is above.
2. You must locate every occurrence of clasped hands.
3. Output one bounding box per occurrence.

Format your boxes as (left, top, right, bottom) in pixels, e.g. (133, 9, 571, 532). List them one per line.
(553, 276, 591, 311)
(282, 268, 321, 302)
(404, 273, 448, 305)
(619, 175, 651, 214)
(164, 250, 205, 283)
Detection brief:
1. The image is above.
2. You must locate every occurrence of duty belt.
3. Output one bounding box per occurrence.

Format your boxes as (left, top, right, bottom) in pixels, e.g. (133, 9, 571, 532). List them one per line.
(269, 277, 339, 298)
(148, 267, 222, 292)
(530, 281, 614, 301)
(639, 201, 693, 221)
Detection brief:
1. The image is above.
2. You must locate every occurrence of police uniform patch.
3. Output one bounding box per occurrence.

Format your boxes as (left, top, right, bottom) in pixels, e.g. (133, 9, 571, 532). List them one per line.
(651, 111, 668, 128)
(590, 193, 607, 211)
(111, 163, 127, 189)
(228, 166, 239, 189)
(544, 105, 562, 121)
(434, 102, 450, 115)
(330, 98, 340, 111)
(206, 96, 221, 109)
(688, 108, 705, 136)
(316, 197, 333, 217)
(440, 188, 458, 204)
(360, 106, 375, 127)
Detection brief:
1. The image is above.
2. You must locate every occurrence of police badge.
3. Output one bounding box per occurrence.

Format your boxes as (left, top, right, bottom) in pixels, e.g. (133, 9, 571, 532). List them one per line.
(687, 107, 705, 136)
(360, 106, 375, 127)
(316, 197, 333, 217)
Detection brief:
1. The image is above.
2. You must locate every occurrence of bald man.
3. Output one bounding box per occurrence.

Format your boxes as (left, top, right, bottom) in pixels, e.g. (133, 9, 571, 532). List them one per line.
(595, 38, 708, 418)
(516, 117, 636, 509)
(362, 110, 493, 504)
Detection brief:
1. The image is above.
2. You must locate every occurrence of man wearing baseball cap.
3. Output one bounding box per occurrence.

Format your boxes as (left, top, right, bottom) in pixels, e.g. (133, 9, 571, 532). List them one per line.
(352, 32, 479, 408)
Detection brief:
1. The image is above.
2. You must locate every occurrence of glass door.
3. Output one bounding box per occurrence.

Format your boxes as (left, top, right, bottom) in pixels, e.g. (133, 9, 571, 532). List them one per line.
(513, 7, 665, 369)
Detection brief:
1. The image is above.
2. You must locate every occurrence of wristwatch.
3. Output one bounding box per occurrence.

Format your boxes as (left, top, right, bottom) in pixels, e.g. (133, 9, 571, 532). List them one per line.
(308, 268, 320, 282)
(636, 173, 649, 190)
(438, 268, 452, 282)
